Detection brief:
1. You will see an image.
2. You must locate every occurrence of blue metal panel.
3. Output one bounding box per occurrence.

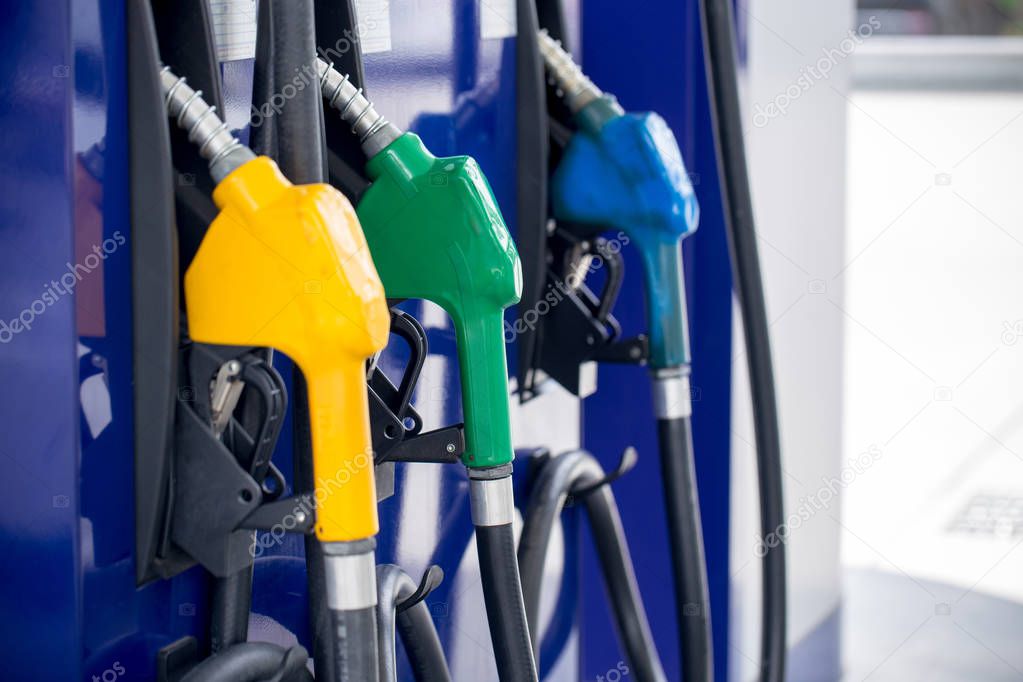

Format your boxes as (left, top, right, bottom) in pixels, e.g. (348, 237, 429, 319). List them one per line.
(0, 2, 82, 679)
(578, 1, 734, 680)
(0, 1, 732, 680)
(1, 2, 211, 680)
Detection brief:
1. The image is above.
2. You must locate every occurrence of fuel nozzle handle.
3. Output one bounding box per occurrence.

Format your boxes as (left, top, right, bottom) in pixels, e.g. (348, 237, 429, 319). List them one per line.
(315, 61, 521, 470)
(160, 66, 390, 553)
(538, 34, 698, 370)
(163, 74, 390, 676)
(315, 65, 535, 679)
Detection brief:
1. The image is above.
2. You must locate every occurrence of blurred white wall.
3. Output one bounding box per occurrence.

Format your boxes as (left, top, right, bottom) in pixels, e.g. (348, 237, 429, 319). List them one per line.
(840, 51, 1023, 680)
(731, 2, 854, 680)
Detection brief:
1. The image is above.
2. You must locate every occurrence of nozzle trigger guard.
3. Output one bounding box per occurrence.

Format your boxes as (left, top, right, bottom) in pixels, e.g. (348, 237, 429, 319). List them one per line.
(369, 309, 465, 467)
(368, 310, 426, 460)
(379, 308, 428, 429)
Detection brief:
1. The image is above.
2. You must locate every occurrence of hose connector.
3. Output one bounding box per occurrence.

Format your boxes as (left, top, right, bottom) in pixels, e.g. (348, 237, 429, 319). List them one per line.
(468, 465, 515, 527)
(160, 66, 256, 183)
(536, 30, 604, 114)
(652, 366, 693, 420)
(324, 539, 379, 611)
(316, 58, 402, 158)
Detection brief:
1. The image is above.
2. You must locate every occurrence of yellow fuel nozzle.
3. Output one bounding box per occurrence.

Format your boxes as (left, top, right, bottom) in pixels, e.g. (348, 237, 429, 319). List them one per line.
(161, 67, 389, 544)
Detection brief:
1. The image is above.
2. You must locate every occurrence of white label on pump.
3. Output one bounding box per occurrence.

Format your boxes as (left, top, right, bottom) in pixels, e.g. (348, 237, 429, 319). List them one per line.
(352, 0, 393, 54)
(481, 0, 517, 39)
(210, 0, 258, 62)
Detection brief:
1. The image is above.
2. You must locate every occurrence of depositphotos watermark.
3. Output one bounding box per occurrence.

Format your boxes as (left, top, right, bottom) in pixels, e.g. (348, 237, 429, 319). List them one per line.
(90, 661, 126, 682)
(752, 16, 881, 129)
(754, 444, 883, 557)
(0, 230, 126, 344)
(594, 661, 630, 682)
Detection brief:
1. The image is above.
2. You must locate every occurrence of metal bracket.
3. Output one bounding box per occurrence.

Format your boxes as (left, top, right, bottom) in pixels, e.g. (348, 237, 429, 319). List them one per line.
(170, 398, 263, 578)
(526, 228, 649, 400)
(239, 493, 316, 534)
(592, 335, 649, 364)
(571, 446, 639, 497)
(379, 424, 464, 465)
(167, 347, 299, 578)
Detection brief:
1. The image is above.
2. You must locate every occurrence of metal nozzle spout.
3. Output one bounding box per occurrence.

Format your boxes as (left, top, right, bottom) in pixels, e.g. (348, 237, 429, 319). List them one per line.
(536, 30, 604, 114)
(316, 58, 402, 158)
(160, 66, 255, 183)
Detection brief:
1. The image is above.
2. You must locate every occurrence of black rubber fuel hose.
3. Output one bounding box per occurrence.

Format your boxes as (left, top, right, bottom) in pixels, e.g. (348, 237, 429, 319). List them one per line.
(697, 1, 788, 680)
(268, 0, 324, 185)
(180, 642, 312, 682)
(329, 604, 380, 682)
(469, 466, 538, 682)
(376, 564, 452, 682)
(517, 449, 665, 682)
(477, 523, 538, 681)
(209, 564, 254, 654)
(655, 411, 712, 682)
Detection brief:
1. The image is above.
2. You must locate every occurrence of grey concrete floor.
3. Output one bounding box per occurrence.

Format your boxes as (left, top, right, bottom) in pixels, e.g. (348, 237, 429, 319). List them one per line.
(842, 569, 1023, 681)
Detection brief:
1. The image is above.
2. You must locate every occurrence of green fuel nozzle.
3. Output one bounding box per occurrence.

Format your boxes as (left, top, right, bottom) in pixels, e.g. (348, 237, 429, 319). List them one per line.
(317, 58, 537, 682)
(315, 58, 522, 472)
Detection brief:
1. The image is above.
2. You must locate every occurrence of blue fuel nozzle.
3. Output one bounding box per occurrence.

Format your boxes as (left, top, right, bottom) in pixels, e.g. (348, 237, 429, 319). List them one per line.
(540, 31, 700, 369)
